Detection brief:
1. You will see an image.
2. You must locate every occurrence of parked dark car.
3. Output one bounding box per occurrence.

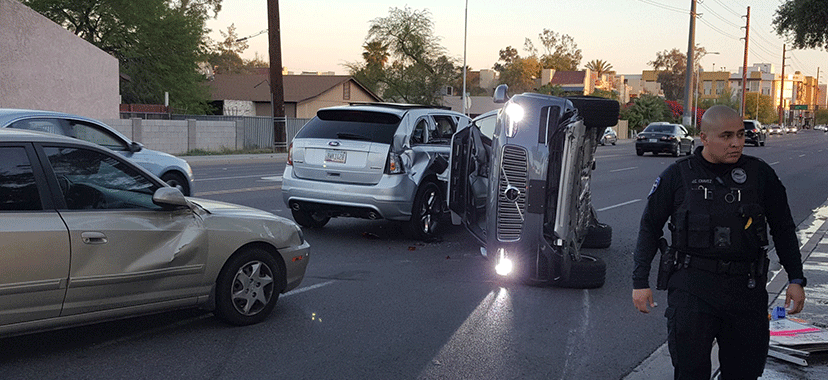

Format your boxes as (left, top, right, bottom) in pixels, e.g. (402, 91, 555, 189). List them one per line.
(635, 122, 694, 156)
(743, 120, 767, 146)
(449, 87, 619, 288)
(600, 127, 618, 145)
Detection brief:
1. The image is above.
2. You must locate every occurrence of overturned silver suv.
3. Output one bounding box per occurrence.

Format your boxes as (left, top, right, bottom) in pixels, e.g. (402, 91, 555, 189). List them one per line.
(449, 85, 618, 288)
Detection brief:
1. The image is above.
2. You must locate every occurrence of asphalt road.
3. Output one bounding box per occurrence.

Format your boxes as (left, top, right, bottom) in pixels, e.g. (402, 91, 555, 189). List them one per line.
(1, 129, 827, 379)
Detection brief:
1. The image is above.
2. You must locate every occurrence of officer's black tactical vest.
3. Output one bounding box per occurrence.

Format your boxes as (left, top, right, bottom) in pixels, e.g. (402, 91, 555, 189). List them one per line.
(670, 155, 769, 261)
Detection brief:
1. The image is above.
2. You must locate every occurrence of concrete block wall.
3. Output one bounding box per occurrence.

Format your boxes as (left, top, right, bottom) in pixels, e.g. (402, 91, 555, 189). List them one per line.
(101, 119, 238, 155)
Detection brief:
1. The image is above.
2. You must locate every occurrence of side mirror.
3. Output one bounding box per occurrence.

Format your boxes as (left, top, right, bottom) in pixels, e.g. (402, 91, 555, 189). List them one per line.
(153, 187, 188, 208)
(493, 84, 509, 104)
(129, 141, 143, 152)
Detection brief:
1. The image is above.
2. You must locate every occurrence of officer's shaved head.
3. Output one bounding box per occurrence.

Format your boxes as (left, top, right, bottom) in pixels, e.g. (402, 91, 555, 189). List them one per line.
(699, 105, 744, 164)
(700, 105, 741, 134)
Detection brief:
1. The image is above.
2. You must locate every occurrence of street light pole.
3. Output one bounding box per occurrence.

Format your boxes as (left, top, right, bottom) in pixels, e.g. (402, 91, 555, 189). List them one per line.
(461, 0, 468, 116)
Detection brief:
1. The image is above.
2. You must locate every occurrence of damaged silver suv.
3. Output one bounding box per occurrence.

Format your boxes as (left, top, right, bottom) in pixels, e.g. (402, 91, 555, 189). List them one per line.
(282, 104, 470, 240)
(449, 85, 618, 288)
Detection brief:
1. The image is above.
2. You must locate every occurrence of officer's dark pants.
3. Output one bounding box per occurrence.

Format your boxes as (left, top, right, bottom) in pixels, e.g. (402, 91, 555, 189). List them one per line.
(666, 269, 769, 380)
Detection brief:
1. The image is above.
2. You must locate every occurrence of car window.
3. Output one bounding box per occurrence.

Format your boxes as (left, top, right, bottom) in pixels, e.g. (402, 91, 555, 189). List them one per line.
(44, 146, 161, 210)
(412, 118, 429, 145)
(475, 114, 497, 139)
(430, 115, 456, 144)
(9, 118, 67, 136)
(644, 124, 674, 133)
(67, 120, 127, 151)
(296, 110, 401, 144)
(0, 147, 42, 211)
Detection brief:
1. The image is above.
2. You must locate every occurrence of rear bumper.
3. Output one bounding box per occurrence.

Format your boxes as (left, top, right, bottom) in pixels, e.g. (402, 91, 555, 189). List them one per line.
(635, 141, 677, 152)
(281, 166, 418, 221)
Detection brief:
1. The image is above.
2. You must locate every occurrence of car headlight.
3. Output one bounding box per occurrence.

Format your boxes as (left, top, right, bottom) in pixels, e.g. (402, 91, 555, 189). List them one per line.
(495, 248, 513, 276)
(504, 103, 524, 138)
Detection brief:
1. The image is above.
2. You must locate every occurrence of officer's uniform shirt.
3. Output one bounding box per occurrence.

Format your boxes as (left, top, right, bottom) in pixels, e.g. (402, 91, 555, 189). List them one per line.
(633, 146, 804, 311)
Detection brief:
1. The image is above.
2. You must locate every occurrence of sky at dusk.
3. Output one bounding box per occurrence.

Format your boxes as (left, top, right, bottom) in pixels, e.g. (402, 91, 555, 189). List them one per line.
(207, 0, 827, 80)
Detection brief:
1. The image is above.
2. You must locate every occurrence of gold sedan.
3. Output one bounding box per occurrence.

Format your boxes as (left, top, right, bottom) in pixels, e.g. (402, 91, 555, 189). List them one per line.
(0, 129, 309, 337)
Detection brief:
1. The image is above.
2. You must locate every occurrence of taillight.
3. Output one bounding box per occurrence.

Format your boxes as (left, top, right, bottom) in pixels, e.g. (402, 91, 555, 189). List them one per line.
(287, 142, 293, 165)
(385, 152, 404, 174)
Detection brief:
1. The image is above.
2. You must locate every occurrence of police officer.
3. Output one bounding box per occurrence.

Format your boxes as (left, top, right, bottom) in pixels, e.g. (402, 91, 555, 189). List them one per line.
(631, 106, 806, 379)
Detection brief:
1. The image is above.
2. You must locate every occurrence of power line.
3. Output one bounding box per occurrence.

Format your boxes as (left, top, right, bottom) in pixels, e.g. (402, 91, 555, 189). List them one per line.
(698, 17, 740, 40)
(711, 0, 742, 17)
(637, 0, 687, 14)
(699, 3, 740, 28)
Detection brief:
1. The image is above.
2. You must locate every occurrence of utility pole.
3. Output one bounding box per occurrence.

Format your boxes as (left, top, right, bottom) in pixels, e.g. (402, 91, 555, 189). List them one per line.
(461, 0, 468, 116)
(268, 0, 286, 151)
(740, 6, 750, 118)
(682, 0, 697, 127)
(779, 44, 787, 125)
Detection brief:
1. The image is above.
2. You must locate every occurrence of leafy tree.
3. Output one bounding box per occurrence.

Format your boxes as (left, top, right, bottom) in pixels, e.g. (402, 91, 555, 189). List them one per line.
(494, 30, 582, 93)
(620, 94, 673, 131)
(649, 46, 707, 102)
(773, 0, 828, 49)
(586, 59, 614, 77)
(531, 29, 582, 71)
(744, 93, 776, 124)
(348, 7, 457, 105)
(23, 0, 217, 113)
(206, 24, 248, 74)
(699, 90, 740, 110)
(497, 55, 541, 94)
(816, 109, 828, 125)
(590, 88, 620, 101)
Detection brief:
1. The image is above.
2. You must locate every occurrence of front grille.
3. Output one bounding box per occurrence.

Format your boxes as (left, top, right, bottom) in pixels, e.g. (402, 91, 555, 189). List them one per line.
(497, 145, 528, 241)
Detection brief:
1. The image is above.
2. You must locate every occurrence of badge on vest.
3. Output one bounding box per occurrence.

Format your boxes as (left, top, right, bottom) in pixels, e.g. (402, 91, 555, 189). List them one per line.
(731, 168, 747, 184)
(648, 177, 660, 198)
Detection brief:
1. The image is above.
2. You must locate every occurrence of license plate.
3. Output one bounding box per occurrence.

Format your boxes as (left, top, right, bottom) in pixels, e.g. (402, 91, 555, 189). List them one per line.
(648, 139, 657, 143)
(325, 149, 346, 163)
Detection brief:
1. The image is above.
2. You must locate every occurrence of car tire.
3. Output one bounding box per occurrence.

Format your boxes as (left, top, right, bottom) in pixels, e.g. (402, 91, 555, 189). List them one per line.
(553, 254, 606, 289)
(581, 223, 612, 249)
(760, 139, 765, 146)
(291, 209, 330, 228)
(566, 97, 621, 128)
(407, 181, 443, 241)
(636, 149, 644, 156)
(161, 172, 190, 196)
(672, 144, 679, 157)
(687, 142, 694, 155)
(611, 141, 616, 146)
(215, 248, 282, 326)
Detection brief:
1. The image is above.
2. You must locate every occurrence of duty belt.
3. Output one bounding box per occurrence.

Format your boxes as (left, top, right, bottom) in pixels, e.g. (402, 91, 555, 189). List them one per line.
(676, 252, 755, 276)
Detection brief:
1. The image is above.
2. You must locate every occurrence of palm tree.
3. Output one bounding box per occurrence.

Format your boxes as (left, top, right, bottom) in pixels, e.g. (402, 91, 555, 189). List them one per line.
(585, 59, 614, 77)
(363, 40, 389, 68)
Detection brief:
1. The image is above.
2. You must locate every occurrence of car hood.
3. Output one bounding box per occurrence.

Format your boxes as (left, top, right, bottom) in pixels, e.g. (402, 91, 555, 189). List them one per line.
(188, 197, 278, 219)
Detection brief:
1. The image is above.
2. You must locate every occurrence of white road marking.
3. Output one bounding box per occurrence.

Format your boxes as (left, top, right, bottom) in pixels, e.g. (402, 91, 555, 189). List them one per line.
(610, 166, 637, 173)
(596, 199, 642, 212)
(799, 154, 806, 158)
(770, 161, 780, 166)
(284, 280, 336, 296)
(261, 176, 283, 181)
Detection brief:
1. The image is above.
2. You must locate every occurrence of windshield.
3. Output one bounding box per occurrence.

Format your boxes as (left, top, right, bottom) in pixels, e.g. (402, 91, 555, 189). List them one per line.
(296, 110, 402, 143)
(643, 124, 676, 133)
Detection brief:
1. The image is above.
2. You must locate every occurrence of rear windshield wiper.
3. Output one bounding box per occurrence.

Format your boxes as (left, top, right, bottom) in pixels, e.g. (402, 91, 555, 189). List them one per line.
(336, 132, 371, 141)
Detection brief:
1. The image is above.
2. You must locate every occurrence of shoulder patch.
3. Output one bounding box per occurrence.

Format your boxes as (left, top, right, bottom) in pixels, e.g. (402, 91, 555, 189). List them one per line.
(648, 176, 661, 198)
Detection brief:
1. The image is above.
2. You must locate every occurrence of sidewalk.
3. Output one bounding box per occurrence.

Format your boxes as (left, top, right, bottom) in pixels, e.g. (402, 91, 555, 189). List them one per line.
(624, 199, 828, 380)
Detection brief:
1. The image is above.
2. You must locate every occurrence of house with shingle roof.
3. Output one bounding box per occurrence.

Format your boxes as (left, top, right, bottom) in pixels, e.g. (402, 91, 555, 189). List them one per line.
(539, 69, 594, 95)
(207, 73, 382, 118)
